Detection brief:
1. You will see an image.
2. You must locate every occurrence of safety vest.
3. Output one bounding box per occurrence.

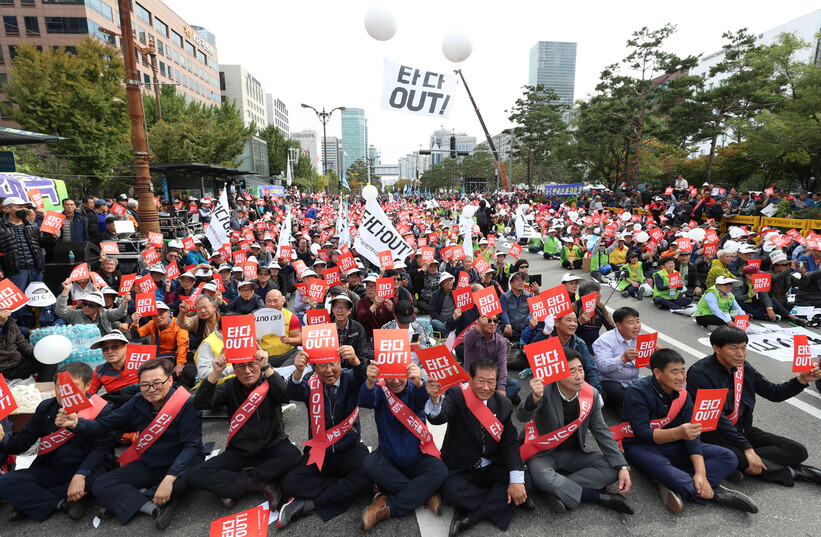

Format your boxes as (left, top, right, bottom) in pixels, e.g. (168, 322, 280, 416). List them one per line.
(652, 270, 679, 300)
(261, 308, 295, 357)
(543, 235, 560, 255)
(193, 331, 233, 386)
(696, 286, 734, 317)
(617, 262, 643, 291)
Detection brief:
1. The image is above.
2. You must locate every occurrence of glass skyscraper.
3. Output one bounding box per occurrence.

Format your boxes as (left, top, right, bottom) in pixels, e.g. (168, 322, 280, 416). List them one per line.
(528, 41, 577, 108)
(341, 108, 367, 176)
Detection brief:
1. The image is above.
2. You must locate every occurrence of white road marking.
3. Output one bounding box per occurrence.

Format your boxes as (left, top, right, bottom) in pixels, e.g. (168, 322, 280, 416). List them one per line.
(787, 397, 821, 420)
(415, 422, 451, 536)
(801, 389, 821, 402)
(603, 305, 707, 359)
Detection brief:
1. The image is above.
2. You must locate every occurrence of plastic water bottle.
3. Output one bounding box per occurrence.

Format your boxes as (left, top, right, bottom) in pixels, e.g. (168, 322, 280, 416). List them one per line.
(518, 367, 532, 379)
(68, 250, 75, 264)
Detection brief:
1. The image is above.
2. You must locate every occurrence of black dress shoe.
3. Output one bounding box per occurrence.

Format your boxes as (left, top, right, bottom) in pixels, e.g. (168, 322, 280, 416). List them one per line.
(263, 483, 282, 509)
(96, 505, 113, 520)
(544, 493, 566, 514)
(155, 496, 179, 530)
(598, 492, 635, 515)
(448, 509, 474, 537)
(794, 465, 821, 485)
(711, 485, 758, 513)
(221, 497, 236, 510)
(520, 497, 536, 511)
(725, 470, 744, 484)
(66, 497, 89, 520)
(8, 507, 26, 522)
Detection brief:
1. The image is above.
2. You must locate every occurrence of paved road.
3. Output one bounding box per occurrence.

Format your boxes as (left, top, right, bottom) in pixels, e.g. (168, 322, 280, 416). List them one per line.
(5, 248, 821, 537)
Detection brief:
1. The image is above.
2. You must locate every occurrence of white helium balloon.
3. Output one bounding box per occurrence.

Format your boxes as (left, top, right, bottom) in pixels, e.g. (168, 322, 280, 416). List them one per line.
(462, 204, 476, 217)
(567, 211, 579, 222)
(34, 334, 72, 365)
(442, 31, 473, 62)
(724, 240, 739, 254)
(362, 185, 379, 201)
(635, 231, 650, 243)
(620, 212, 632, 222)
(687, 228, 706, 242)
(364, 6, 397, 41)
(310, 243, 320, 256)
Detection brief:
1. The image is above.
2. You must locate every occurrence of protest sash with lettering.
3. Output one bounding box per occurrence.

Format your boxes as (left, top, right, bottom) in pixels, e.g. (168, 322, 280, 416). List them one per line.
(226, 381, 270, 444)
(117, 387, 190, 465)
(520, 382, 594, 460)
(303, 374, 359, 470)
(38, 395, 107, 455)
(460, 383, 503, 442)
(378, 380, 439, 458)
(726, 367, 744, 425)
(444, 320, 479, 351)
(609, 390, 687, 449)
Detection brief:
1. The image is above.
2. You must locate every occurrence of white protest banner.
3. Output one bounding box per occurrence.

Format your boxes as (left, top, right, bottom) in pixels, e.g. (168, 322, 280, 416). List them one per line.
(698, 323, 821, 363)
(381, 59, 457, 119)
(353, 198, 414, 267)
(205, 189, 231, 251)
(460, 211, 473, 260)
(515, 206, 540, 240)
(277, 209, 292, 258)
(253, 308, 286, 337)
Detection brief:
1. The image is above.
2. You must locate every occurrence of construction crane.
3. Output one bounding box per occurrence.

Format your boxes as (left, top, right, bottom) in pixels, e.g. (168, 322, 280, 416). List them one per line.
(454, 69, 510, 190)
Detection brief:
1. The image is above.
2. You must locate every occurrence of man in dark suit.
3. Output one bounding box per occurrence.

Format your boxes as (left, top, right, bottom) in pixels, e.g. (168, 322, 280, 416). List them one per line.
(516, 349, 633, 514)
(426, 358, 533, 536)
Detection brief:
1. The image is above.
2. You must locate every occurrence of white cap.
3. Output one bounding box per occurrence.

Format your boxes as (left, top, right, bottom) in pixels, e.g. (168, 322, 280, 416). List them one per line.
(167, 240, 183, 249)
(479, 238, 488, 245)
(393, 260, 407, 269)
(561, 273, 585, 283)
(194, 268, 212, 278)
(2, 196, 33, 207)
(81, 291, 105, 306)
(246, 256, 258, 264)
(313, 258, 327, 266)
(90, 330, 129, 349)
(439, 272, 455, 284)
(300, 269, 318, 279)
(362, 274, 378, 283)
(156, 301, 170, 311)
(237, 280, 258, 289)
(715, 276, 739, 285)
(346, 267, 362, 276)
(738, 245, 757, 254)
(100, 286, 119, 296)
(250, 243, 261, 249)
(217, 264, 232, 272)
(149, 265, 165, 274)
(268, 262, 281, 270)
(203, 281, 218, 292)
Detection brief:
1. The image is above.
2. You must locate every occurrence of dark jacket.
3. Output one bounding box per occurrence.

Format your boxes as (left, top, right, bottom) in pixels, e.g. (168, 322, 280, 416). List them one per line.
(336, 318, 370, 363)
(58, 211, 89, 242)
(83, 206, 101, 243)
(531, 330, 602, 392)
(224, 294, 265, 315)
(0, 317, 35, 373)
(0, 215, 55, 275)
(429, 287, 454, 324)
(193, 370, 290, 456)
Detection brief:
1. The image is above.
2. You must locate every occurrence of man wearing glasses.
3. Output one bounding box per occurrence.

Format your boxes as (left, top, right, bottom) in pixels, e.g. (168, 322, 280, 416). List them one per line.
(86, 331, 139, 408)
(55, 282, 130, 334)
(56, 357, 204, 530)
(464, 314, 520, 401)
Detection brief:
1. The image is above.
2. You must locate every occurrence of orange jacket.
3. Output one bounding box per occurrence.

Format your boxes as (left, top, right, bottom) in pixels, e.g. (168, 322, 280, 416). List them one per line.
(134, 317, 189, 365)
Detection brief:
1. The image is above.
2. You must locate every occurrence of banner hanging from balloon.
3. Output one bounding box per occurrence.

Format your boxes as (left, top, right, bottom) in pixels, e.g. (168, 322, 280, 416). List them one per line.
(381, 59, 458, 119)
(353, 187, 413, 267)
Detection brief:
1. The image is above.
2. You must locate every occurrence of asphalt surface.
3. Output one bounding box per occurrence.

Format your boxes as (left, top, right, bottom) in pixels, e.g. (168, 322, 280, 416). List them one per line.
(4, 247, 821, 537)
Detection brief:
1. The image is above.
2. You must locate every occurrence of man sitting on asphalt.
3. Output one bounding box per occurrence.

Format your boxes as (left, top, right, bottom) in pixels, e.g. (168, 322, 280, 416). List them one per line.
(500, 271, 537, 343)
(464, 314, 520, 401)
(429, 272, 457, 336)
(592, 307, 643, 409)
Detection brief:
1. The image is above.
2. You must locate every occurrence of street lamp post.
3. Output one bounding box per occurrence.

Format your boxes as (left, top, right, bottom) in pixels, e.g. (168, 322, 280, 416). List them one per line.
(301, 103, 345, 194)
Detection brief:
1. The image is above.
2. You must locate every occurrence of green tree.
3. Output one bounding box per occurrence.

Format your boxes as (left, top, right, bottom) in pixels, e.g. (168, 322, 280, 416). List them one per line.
(1, 38, 130, 193)
(256, 124, 304, 177)
(345, 158, 378, 191)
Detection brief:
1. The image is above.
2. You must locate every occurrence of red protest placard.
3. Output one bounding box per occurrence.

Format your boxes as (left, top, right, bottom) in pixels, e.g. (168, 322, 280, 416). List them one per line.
(509, 243, 523, 258)
(374, 329, 411, 378)
(135, 291, 157, 316)
(540, 285, 573, 319)
(187, 282, 206, 306)
(456, 271, 470, 288)
(751, 273, 771, 292)
(69, 262, 89, 282)
(134, 274, 157, 294)
(703, 242, 718, 256)
(306, 278, 327, 302)
(421, 247, 435, 264)
(472, 257, 491, 274)
(182, 236, 196, 251)
(690, 389, 728, 431)
(527, 294, 548, 322)
(165, 262, 180, 280)
(472, 286, 502, 318)
(581, 292, 597, 315)
(40, 210, 66, 235)
(292, 260, 307, 278)
(0, 279, 29, 312)
(734, 314, 749, 331)
(302, 323, 339, 363)
(278, 245, 293, 260)
(239, 241, 252, 252)
(100, 241, 119, 254)
(664, 187, 673, 195)
(209, 505, 269, 537)
(451, 246, 466, 261)
(28, 188, 44, 208)
(453, 286, 474, 311)
(417, 345, 470, 391)
(219, 245, 231, 261)
(109, 202, 127, 216)
(125, 344, 156, 374)
(747, 259, 762, 269)
(667, 272, 681, 288)
(317, 248, 330, 262)
(147, 232, 163, 249)
(440, 246, 453, 262)
(221, 314, 256, 363)
(793, 334, 814, 373)
(488, 235, 496, 247)
(375, 277, 394, 298)
(0, 374, 18, 421)
(56, 371, 92, 414)
(417, 237, 428, 248)
(306, 308, 330, 325)
(118, 274, 136, 296)
(242, 261, 257, 280)
(142, 247, 161, 266)
(604, 224, 618, 238)
(676, 238, 692, 251)
(89, 271, 107, 289)
(323, 267, 341, 287)
(524, 337, 570, 384)
(338, 250, 357, 272)
(232, 250, 247, 265)
(635, 332, 658, 368)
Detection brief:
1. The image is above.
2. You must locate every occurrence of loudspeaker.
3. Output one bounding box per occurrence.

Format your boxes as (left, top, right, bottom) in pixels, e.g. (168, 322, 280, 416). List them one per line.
(50, 241, 101, 263)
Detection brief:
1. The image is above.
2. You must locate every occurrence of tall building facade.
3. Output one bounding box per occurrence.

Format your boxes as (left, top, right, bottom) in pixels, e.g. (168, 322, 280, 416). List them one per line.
(219, 64, 266, 128)
(321, 136, 341, 175)
(341, 107, 367, 173)
(0, 0, 220, 125)
(291, 130, 320, 172)
(528, 41, 577, 108)
(265, 93, 289, 137)
(429, 128, 476, 165)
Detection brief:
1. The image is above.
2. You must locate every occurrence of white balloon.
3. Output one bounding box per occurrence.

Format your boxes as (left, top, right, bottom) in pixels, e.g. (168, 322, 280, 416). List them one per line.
(724, 240, 739, 254)
(462, 204, 476, 217)
(363, 6, 397, 41)
(687, 228, 706, 242)
(620, 212, 632, 222)
(442, 31, 473, 62)
(362, 184, 379, 201)
(34, 334, 72, 365)
(567, 211, 579, 222)
(310, 243, 320, 256)
(635, 231, 650, 243)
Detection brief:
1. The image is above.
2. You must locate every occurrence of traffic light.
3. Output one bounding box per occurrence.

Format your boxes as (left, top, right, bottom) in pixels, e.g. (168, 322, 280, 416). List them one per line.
(450, 135, 456, 159)
(418, 150, 432, 155)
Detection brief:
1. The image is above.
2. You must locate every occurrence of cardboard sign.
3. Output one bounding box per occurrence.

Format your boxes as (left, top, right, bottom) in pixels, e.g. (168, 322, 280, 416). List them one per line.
(306, 308, 330, 325)
(751, 273, 771, 292)
(302, 323, 339, 363)
(135, 291, 158, 316)
(417, 237, 428, 247)
(703, 242, 718, 256)
(509, 243, 523, 258)
(374, 329, 411, 378)
(100, 241, 119, 254)
(306, 277, 327, 302)
(209, 505, 269, 537)
(453, 286, 474, 311)
(440, 246, 453, 262)
(540, 285, 573, 319)
(142, 247, 161, 266)
(187, 282, 205, 305)
(317, 248, 330, 262)
(238, 241, 252, 252)
(648, 227, 664, 242)
(219, 245, 232, 260)
(0, 374, 18, 421)
(118, 274, 136, 296)
(604, 224, 618, 239)
(241, 261, 257, 280)
(417, 345, 470, 391)
(664, 187, 673, 195)
(182, 236, 196, 251)
(135, 274, 157, 294)
(690, 389, 728, 431)
(488, 235, 496, 247)
(147, 232, 163, 249)
(56, 371, 92, 414)
(323, 267, 341, 287)
(472, 286, 502, 318)
(524, 337, 570, 384)
(253, 308, 285, 337)
(420, 247, 435, 263)
(110, 202, 127, 216)
(68, 262, 89, 282)
(278, 245, 293, 260)
(635, 332, 658, 368)
(581, 292, 597, 315)
(667, 272, 681, 288)
(338, 250, 357, 272)
(165, 262, 180, 280)
(676, 238, 692, 251)
(125, 344, 156, 373)
(89, 271, 107, 289)
(40, 210, 66, 236)
(233, 250, 248, 265)
(471, 257, 491, 274)
(376, 277, 395, 298)
(0, 279, 29, 312)
(294, 282, 308, 298)
(733, 314, 750, 331)
(221, 314, 257, 363)
(793, 334, 814, 373)
(527, 294, 549, 322)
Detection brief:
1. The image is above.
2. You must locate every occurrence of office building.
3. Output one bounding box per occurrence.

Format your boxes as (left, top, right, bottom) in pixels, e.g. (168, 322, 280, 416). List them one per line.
(476, 132, 512, 160)
(321, 136, 341, 175)
(0, 0, 220, 125)
(368, 144, 379, 165)
(429, 128, 476, 164)
(265, 93, 289, 137)
(341, 107, 367, 171)
(528, 41, 577, 108)
(238, 135, 269, 176)
(219, 64, 266, 128)
(291, 129, 320, 172)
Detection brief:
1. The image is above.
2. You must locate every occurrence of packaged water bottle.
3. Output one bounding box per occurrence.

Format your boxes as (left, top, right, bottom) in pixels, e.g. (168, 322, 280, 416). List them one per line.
(68, 250, 75, 264)
(518, 367, 532, 379)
